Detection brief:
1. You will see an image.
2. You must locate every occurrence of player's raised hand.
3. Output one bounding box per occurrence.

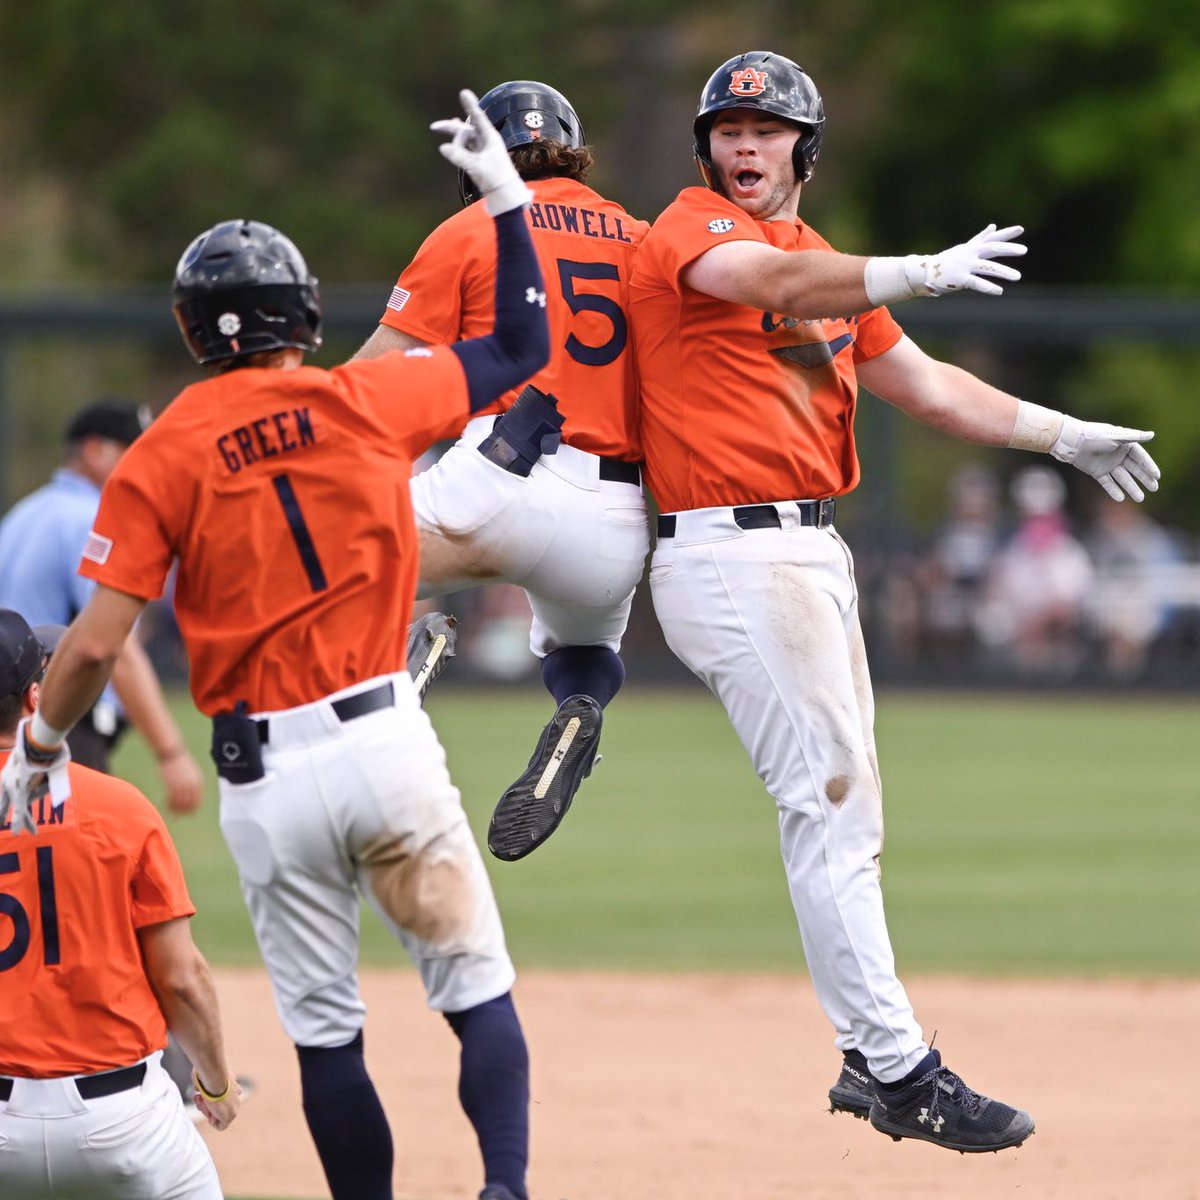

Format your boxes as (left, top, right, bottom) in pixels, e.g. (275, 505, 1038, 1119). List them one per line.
(432, 89, 532, 216)
(909, 223, 1027, 297)
(1051, 416, 1161, 502)
(864, 223, 1026, 306)
(0, 719, 71, 836)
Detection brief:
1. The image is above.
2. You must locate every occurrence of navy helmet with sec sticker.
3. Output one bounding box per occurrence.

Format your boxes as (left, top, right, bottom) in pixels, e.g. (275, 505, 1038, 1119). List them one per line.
(172, 219, 323, 367)
(458, 80, 586, 205)
(693, 51, 825, 189)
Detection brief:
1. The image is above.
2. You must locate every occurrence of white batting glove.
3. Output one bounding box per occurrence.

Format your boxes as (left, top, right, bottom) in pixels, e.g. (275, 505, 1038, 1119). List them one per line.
(431, 89, 532, 216)
(865, 224, 1026, 305)
(1050, 416, 1161, 502)
(0, 719, 71, 836)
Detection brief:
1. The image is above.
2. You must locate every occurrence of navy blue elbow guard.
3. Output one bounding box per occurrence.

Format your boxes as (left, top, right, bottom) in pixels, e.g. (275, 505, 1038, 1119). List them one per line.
(478, 385, 564, 477)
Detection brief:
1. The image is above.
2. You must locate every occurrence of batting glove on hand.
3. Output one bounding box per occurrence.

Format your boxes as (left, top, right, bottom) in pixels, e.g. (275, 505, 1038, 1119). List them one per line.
(909, 223, 1027, 297)
(865, 224, 1026, 306)
(1051, 416, 1161, 502)
(0, 719, 71, 836)
(432, 89, 532, 216)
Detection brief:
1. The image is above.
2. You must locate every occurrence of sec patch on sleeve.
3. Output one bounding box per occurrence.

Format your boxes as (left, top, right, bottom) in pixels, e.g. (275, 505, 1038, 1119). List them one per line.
(707, 218, 736, 234)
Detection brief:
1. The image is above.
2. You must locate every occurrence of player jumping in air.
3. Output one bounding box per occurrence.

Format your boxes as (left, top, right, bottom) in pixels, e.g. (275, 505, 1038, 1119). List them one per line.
(630, 50, 1159, 1154)
(355, 81, 650, 862)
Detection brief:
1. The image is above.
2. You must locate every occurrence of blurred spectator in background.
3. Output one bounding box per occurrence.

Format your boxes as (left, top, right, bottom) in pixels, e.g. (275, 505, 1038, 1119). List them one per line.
(1085, 498, 1183, 679)
(976, 465, 1094, 676)
(914, 463, 1005, 662)
(0, 399, 203, 809)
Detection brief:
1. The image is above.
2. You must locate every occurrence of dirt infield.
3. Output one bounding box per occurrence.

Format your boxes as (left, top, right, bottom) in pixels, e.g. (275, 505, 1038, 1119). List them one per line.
(203, 968, 1200, 1200)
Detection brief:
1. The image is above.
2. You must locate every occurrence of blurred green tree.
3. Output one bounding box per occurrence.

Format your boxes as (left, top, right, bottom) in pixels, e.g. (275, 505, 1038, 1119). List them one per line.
(849, 0, 1200, 287)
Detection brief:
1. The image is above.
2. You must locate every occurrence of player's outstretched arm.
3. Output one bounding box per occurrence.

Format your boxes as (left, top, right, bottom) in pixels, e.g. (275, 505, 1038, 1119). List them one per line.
(858, 337, 1161, 503)
(433, 89, 549, 411)
(685, 223, 1025, 322)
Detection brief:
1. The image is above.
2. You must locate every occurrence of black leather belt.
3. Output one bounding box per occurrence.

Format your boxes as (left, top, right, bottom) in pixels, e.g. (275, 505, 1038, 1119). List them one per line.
(0, 1062, 146, 1103)
(657, 499, 836, 538)
(256, 681, 395, 744)
(598, 458, 641, 485)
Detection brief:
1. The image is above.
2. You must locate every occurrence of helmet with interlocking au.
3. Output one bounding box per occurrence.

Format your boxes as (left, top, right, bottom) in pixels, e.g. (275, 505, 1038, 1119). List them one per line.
(693, 51, 825, 189)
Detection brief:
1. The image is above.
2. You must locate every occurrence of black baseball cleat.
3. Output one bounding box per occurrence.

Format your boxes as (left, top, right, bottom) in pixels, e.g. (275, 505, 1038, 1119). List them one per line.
(488, 694, 601, 861)
(828, 1048, 872, 1119)
(407, 612, 458, 704)
(868, 1050, 1034, 1153)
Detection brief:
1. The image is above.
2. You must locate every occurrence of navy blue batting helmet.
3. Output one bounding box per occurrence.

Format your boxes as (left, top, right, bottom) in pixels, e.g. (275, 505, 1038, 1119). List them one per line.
(172, 220, 323, 367)
(458, 80, 585, 205)
(693, 51, 825, 188)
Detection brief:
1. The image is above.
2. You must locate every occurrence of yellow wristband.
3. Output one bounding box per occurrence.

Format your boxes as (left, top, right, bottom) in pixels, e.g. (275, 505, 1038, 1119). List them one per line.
(193, 1072, 231, 1103)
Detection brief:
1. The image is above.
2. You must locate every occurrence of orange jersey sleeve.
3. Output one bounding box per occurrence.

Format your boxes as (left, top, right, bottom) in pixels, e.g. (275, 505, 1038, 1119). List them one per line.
(80, 349, 469, 714)
(629, 187, 903, 512)
(0, 755, 194, 1076)
(380, 178, 649, 460)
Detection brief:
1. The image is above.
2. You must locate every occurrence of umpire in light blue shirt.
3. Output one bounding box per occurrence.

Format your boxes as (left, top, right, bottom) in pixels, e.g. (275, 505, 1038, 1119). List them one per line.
(0, 399, 204, 811)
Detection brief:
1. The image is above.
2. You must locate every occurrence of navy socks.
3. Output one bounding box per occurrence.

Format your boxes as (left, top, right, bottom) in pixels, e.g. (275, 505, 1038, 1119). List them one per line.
(877, 1048, 940, 1092)
(444, 993, 530, 1200)
(296, 1032, 393, 1200)
(541, 645, 624, 708)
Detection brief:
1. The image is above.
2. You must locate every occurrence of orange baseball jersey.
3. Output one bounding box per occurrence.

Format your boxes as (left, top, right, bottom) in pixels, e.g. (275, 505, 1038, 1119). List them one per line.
(0, 754, 194, 1077)
(629, 187, 904, 513)
(79, 351, 469, 715)
(380, 176, 648, 460)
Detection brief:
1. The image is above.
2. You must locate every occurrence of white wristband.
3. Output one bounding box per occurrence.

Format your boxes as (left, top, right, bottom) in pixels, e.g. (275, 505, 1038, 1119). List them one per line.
(863, 255, 926, 306)
(1008, 400, 1066, 453)
(29, 711, 67, 751)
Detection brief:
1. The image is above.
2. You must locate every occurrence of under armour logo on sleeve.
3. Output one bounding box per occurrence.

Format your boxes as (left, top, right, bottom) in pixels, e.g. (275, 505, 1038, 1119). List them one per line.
(525, 287, 547, 307)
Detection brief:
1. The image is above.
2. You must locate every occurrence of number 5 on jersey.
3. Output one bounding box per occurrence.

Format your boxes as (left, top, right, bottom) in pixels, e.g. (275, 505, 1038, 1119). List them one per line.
(557, 259, 628, 367)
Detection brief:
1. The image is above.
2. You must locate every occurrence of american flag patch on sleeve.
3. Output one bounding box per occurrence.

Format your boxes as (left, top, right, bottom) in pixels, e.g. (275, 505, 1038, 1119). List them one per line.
(82, 530, 113, 565)
(387, 286, 411, 312)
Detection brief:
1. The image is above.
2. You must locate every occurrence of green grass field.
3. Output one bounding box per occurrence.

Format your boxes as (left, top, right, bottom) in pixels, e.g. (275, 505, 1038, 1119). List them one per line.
(112, 686, 1200, 977)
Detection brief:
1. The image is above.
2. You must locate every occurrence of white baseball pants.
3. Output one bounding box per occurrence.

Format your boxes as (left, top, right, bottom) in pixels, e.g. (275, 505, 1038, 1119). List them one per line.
(649, 505, 929, 1081)
(218, 671, 515, 1047)
(411, 416, 649, 656)
(0, 1053, 221, 1199)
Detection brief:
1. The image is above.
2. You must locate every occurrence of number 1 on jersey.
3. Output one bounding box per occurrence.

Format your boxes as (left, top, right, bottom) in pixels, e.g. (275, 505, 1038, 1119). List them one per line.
(272, 472, 329, 593)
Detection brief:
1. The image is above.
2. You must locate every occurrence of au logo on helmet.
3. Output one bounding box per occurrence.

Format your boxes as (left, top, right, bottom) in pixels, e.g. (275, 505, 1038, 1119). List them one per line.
(729, 67, 768, 97)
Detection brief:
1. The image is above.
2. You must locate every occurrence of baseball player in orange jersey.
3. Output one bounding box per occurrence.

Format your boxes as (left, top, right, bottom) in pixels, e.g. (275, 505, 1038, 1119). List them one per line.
(631, 50, 1160, 1154)
(355, 81, 650, 861)
(0, 90, 549, 1200)
(0, 609, 239, 1199)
